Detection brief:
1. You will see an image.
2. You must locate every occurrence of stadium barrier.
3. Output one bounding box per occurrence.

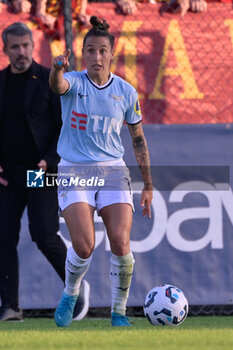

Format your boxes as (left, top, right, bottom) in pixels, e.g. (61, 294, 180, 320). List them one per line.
(16, 124, 233, 311)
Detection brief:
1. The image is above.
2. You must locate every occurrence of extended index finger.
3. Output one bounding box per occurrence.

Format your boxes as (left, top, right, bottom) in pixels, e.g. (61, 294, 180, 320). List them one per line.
(64, 49, 71, 59)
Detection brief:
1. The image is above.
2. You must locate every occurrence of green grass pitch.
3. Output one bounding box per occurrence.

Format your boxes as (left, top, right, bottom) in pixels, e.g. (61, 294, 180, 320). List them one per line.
(0, 316, 233, 350)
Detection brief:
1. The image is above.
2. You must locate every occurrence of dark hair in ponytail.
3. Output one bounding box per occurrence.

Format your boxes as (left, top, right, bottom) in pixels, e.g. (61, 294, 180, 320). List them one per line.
(83, 16, 115, 48)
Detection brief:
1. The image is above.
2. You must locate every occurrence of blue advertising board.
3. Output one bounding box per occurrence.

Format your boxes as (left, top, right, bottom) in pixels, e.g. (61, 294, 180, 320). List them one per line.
(16, 124, 233, 309)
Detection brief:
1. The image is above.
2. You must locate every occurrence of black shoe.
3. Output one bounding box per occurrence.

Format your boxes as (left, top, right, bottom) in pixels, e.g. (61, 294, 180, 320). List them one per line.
(0, 306, 23, 321)
(73, 280, 90, 321)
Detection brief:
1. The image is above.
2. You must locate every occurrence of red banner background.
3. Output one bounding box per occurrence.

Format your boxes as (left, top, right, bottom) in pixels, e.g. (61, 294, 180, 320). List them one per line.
(0, 3, 233, 124)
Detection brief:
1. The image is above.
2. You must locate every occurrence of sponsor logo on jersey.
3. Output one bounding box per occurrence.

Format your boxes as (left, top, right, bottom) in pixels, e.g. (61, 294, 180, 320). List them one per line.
(70, 111, 122, 134)
(71, 110, 87, 130)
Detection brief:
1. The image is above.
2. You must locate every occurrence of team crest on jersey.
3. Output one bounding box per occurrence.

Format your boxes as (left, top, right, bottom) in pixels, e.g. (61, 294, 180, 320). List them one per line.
(134, 98, 141, 116)
(109, 94, 124, 108)
(109, 94, 124, 101)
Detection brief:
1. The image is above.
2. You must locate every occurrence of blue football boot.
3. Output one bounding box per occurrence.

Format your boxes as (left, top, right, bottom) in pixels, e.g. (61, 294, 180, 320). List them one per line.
(54, 292, 78, 327)
(111, 312, 132, 327)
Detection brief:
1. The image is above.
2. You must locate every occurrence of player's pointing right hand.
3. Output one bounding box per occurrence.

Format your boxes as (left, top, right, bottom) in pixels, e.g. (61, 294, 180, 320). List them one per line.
(53, 49, 71, 70)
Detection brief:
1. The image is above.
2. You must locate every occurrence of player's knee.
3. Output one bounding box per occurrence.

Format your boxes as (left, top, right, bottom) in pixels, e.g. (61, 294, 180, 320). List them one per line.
(72, 240, 94, 259)
(110, 234, 130, 256)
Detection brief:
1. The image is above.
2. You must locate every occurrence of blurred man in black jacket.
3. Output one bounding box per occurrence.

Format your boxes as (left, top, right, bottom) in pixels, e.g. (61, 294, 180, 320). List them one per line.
(0, 22, 90, 321)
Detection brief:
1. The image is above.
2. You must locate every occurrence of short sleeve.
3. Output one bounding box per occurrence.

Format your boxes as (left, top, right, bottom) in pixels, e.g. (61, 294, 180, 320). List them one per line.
(63, 71, 79, 94)
(125, 90, 142, 125)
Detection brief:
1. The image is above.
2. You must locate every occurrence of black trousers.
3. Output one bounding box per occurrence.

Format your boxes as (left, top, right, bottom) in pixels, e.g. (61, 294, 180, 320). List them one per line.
(0, 164, 67, 308)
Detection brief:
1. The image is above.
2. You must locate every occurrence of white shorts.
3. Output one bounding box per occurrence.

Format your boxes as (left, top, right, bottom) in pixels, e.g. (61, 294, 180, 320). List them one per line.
(57, 158, 134, 213)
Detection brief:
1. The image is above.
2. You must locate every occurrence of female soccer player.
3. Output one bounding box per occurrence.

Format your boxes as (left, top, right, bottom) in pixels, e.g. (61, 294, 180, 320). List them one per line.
(49, 16, 153, 327)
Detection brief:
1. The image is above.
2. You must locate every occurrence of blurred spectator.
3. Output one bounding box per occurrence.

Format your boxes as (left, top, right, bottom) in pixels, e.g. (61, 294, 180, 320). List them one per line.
(6, 0, 32, 13)
(34, 0, 90, 28)
(114, 0, 208, 16)
(34, 0, 57, 29)
(167, 0, 207, 16)
(31, 0, 90, 38)
(115, 0, 158, 16)
(0, 0, 8, 13)
(182, 0, 207, 15)
(115, 0, 138, 15)
(1, 0, 230, 19)
(1, 0, 90, 38)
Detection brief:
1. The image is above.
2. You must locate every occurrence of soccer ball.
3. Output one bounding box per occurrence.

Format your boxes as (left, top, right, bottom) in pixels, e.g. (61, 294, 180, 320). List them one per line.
(143, 284, 189, 326)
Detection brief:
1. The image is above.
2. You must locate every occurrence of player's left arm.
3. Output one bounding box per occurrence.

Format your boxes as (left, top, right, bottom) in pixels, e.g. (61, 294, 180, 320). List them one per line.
(128, 122, 153, 218)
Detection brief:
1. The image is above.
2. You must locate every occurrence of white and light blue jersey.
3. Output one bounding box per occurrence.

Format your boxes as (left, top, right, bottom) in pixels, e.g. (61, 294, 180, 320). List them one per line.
(57, 70, 142, 163)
